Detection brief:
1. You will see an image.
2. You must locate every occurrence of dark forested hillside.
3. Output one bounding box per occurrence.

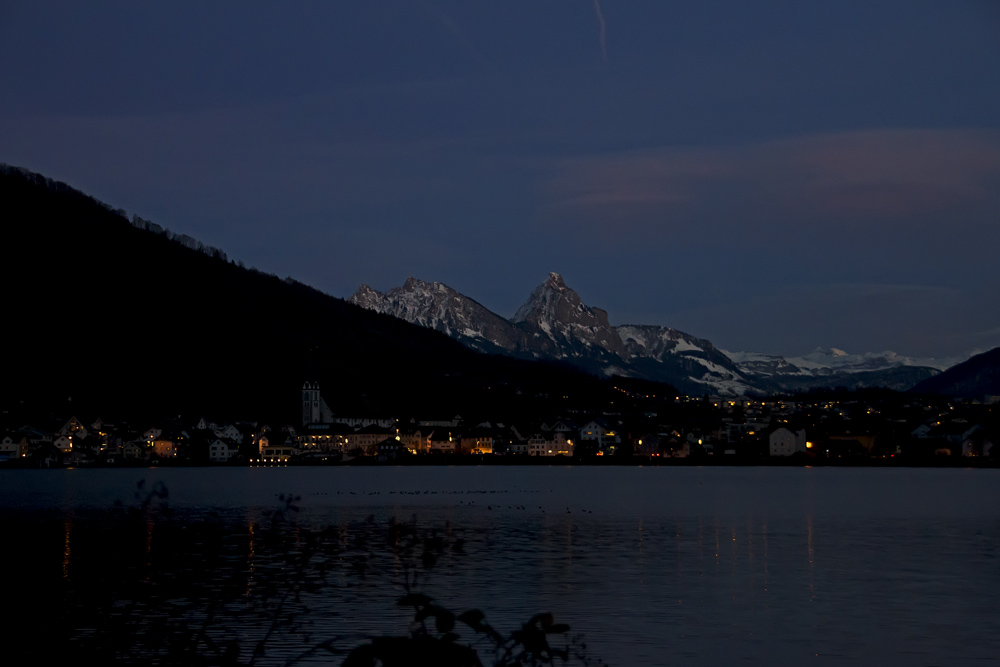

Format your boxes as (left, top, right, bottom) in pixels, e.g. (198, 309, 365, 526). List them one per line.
(911, 346, 1000, 399)
(1, 165, 669, 424)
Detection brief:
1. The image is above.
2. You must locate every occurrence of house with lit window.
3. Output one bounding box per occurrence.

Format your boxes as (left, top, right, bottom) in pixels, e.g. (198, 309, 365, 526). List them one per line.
(526, 433, 547, 456)
(53, 434, 74, 452)
(58, 416, 91, 439)
(579, 419, 619, 454)
(260, 443, 300, 462)
(508, 438, 529, 455)
(428, 430, 457, 454)
(345, 424, 394, 456)
(153, 437, 178, 459)
(633, 434, 661, 458)
(547, 431, 574, 456)
(297, 423, 352, 453)
(522, 430, 573, 456)
(396, 425, 429, 454)
(0, 433, 28, 460)
(460, 428, 494, 454)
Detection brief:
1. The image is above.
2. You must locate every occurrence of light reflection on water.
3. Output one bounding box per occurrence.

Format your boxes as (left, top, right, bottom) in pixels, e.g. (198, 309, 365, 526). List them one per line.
(3, 466, 1000, 665)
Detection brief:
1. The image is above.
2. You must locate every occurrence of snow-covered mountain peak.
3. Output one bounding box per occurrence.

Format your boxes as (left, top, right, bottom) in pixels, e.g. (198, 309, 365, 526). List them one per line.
(512, 273, 580, 324)
(349, 276, 520, 352)
(510, 273, 627, 359)
(400, 276, 441, 293)
(545, 272, 567, 289)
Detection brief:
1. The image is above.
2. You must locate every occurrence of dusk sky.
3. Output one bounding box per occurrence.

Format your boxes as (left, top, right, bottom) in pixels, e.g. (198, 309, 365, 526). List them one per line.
(3, 1, 999, 359)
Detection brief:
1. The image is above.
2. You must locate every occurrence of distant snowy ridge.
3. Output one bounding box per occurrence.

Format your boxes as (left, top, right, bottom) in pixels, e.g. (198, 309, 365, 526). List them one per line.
(723, 347, 963, 378)
(616, 324, 755, 393)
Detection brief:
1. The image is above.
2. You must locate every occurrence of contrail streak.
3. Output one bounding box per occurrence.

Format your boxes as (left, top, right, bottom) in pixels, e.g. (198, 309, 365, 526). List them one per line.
(592, 0, 607, 64)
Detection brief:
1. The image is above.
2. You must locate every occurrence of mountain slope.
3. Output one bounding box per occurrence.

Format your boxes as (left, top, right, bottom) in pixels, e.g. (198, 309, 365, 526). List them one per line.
(617, 325, 752, 394)
(911, 347, 1000, 398)
(0, 164, 660, 423)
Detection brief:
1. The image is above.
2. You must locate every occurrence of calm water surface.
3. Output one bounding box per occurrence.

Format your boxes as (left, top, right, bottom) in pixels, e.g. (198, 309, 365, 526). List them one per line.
(3, 466, 998, 666)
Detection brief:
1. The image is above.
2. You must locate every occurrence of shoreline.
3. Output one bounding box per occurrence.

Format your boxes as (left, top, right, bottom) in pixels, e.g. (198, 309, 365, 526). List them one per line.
(3, 456, 996, 470)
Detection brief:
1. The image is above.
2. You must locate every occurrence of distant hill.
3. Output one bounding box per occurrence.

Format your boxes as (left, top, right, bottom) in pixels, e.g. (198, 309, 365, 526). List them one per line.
(911, 347, 1000, 399)
(0, 164, 670, 425)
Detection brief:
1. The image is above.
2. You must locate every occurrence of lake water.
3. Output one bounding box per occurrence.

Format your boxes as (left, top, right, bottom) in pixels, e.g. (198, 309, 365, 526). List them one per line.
(3, 465, 999, 666)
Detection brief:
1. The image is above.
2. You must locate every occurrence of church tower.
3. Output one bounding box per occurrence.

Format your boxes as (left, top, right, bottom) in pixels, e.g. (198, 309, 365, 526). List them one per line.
(302, 381, 322, 425)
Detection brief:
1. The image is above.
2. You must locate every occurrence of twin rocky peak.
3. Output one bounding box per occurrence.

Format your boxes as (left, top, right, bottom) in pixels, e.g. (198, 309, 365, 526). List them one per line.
(349, 273, 946, 395)
(349, 272, 743, 393)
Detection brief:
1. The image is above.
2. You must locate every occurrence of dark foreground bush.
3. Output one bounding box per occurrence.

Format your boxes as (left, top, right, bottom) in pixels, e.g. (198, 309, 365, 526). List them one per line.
(337, 518, 597, 667)
(15, 485, 604, 667)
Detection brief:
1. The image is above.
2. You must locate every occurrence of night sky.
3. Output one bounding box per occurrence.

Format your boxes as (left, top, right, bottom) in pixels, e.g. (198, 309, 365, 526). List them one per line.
(3, 1, 998, 359)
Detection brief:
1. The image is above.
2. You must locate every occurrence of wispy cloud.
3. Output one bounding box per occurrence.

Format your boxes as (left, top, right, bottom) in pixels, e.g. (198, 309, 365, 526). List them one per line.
(544, 128, 1000, 226)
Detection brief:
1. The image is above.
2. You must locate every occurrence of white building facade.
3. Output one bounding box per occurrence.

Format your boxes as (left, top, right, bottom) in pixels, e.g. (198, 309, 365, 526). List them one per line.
(769, 427, 807, 457)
